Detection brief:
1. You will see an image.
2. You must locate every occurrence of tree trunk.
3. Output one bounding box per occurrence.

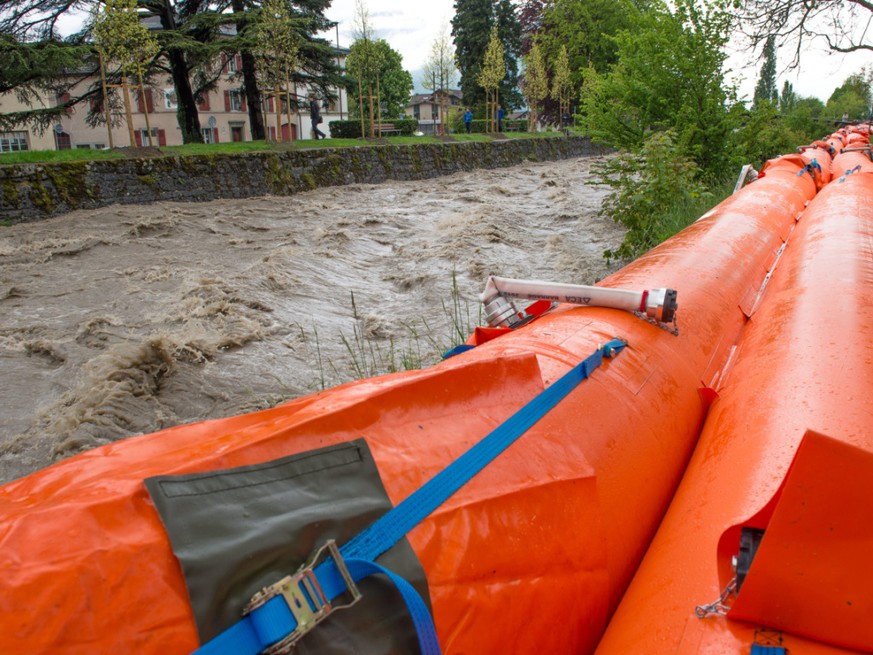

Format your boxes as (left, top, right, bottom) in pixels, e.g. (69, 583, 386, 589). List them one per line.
(241, 50, 265, 140)
(358, 76, 365, 138)
(98, 50, 114, 149)
(230, 0, 264, 140)
(368, 80, 375, 138)
(137, 65, 153, 145)
(156, 1, 203, 143)
(122, 78, 135, 147)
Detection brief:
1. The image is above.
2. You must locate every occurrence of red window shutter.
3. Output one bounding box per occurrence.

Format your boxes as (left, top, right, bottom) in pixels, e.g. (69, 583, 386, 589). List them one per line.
(240, 93, 247, 112)
(134, 131, 142, 147)
(267, 97, 274, 113)
(224, 90, 231, 112)
(136, 91, 144, 113)
(158, 129, 167, 146)
(146, 90, 154, 114)
(213, 128, 219, 143)
(221, 52, 228, 73)
(235, 54, 242, 71)
(197, 93, 210, 111)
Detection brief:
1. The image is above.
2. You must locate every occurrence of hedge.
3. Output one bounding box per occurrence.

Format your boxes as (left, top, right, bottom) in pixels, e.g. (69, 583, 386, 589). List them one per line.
(451, 118, 528, 133)
(327, 118, 419, 138)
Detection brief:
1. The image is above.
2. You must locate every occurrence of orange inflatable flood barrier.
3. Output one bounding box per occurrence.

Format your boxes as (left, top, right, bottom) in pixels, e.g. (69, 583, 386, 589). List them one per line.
(0, 155, 817, 655)
(594, 149, 873, 653)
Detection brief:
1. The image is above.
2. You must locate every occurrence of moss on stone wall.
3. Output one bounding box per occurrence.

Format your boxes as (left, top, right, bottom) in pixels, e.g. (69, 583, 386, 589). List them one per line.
(29, 171, 55, 213)
(44, 161, 94, 207)
(1, 137, 604, 223)
(2, 176, 20, 208)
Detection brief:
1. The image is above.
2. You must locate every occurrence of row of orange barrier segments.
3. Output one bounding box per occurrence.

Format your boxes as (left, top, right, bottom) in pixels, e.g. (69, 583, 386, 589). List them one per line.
(1, 124, 872, 655)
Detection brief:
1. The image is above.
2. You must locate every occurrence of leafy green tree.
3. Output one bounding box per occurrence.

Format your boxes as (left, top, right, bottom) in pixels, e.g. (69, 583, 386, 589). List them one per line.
(752, 35, 778, 108)
(551, 44, 572, 128)
(825, 69, 872, 121)
(252, 0, 299, 142)
(581, 0, 735, 177)
(597, 130, 709, 259)
(452, 0, 521, 110)
(539, 0, 640, 86)
(94, 0, 159, 146)
(521, 39, 548, 131)
(347, 39, 412, 125)
(531, 0, 641, 123)
(782, 95, 825, 142)
(727, 102, 798, 168)
(478, 26, 505, 131)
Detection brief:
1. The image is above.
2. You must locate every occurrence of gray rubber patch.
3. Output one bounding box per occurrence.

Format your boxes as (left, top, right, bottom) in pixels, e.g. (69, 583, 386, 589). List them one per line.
(145, 438, 429, 653)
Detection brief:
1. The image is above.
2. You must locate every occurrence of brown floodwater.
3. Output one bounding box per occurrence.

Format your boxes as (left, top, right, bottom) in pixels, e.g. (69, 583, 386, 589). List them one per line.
(0, 155, 623, 484)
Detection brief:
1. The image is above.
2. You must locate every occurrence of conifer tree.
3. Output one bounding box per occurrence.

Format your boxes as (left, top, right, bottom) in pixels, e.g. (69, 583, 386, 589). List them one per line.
(753, 35, 778, 107)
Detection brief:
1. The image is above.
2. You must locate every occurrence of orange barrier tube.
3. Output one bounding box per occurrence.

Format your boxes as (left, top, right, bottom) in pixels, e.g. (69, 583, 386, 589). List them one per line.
(832, 149, 873, 177)
(0, 157, 816, 655)
(594, 172, 873, 653)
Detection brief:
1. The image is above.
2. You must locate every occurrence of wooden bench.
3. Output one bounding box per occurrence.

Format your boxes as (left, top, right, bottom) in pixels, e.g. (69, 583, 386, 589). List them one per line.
(374, 122, 401, 136)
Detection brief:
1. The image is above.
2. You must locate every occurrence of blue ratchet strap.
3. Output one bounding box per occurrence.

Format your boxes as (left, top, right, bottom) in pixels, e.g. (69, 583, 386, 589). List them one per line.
(796, 158, 821, 179)
(839, 164, 863, 183)
(194, 338, 628, 655)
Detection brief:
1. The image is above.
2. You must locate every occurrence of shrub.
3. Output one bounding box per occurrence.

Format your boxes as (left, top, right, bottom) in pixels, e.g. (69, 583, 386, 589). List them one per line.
(596, 130, 711, 259)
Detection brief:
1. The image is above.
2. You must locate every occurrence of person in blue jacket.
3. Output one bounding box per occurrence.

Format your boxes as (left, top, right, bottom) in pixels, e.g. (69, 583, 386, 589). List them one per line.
(496, 105, 505, 132)
(463, 108, 473, 133)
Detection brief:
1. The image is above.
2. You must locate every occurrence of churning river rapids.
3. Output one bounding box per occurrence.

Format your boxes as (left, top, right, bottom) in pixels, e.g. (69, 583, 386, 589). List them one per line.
(0, 154, 623, 484)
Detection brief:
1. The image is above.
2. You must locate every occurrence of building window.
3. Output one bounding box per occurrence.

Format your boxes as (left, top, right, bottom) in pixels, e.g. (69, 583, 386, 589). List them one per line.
(164, 88, 177, 109)
(201, 127, 214, 144)
(0, 131, 29, 152)
(225, 53, 240, 73)
(137, 128, 159, 146)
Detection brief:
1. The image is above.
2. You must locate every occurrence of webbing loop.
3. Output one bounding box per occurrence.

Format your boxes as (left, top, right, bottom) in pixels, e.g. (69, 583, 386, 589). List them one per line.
(193, 339, 627, 655)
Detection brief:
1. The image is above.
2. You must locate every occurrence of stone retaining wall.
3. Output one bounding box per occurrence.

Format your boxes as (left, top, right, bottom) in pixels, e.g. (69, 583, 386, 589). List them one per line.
(0, 137, 605, 223)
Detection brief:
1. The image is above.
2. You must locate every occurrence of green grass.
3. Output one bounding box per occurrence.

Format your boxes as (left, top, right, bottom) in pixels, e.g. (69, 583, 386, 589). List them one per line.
(0, 131, 556, 165)
(0, 148, 126, 164)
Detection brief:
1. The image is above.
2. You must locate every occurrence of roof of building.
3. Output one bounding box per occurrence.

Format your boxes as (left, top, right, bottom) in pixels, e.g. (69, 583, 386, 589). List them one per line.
(408, 89, 463, 106)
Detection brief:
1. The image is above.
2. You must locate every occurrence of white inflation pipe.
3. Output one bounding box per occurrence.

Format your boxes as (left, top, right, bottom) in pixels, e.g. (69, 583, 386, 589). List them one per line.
(479, 275, 678, 329)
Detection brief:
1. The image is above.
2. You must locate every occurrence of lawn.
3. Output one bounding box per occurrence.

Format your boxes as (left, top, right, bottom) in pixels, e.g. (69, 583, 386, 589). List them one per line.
(0, 131, 567, 165)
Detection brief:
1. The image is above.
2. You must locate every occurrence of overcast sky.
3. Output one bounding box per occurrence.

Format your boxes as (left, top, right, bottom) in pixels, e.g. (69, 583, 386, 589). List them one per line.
(322, 0, 873, 103)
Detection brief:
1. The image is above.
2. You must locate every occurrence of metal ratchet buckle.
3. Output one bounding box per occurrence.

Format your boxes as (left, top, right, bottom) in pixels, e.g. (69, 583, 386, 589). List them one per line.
(243, 540, 362, 654)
